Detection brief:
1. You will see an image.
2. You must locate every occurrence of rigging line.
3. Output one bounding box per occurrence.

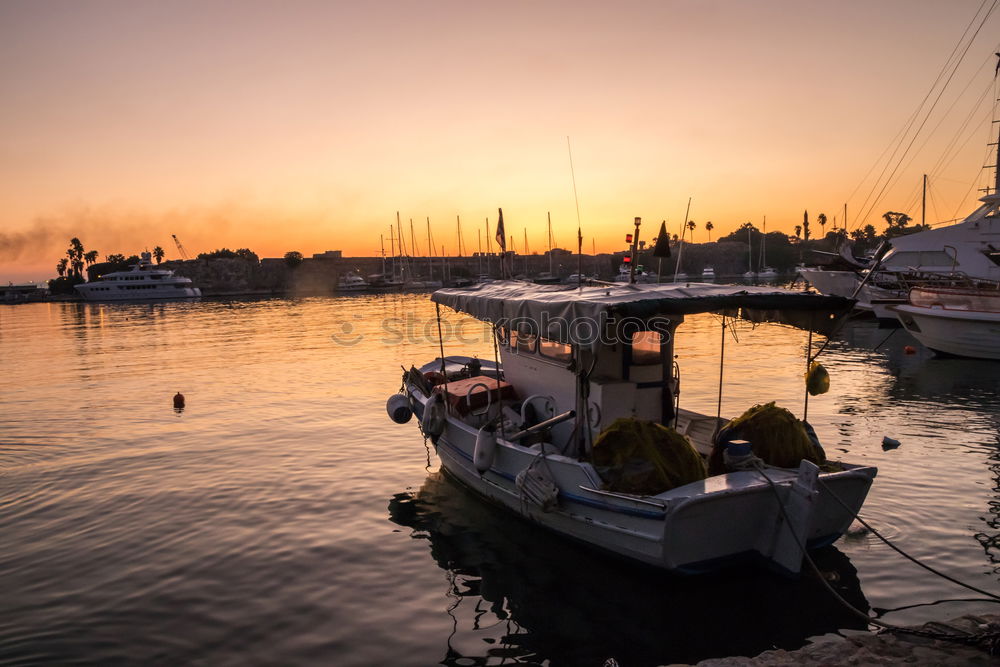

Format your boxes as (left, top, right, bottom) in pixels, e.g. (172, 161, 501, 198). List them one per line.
(854, 0, 999, 229)
(896, 79, 995, 215)
(919, 54, 998, 178)
(845, 0, 994, 223)
(950, 111, 999, 219)
(849, 0, 997, 230)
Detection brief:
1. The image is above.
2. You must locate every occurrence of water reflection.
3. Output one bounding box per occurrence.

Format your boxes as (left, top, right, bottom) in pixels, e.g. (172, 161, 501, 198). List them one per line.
(389, 472, 870, 667)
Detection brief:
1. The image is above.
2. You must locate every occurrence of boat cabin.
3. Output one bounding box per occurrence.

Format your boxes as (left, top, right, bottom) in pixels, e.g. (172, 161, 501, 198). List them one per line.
(429, 281, 851, 459)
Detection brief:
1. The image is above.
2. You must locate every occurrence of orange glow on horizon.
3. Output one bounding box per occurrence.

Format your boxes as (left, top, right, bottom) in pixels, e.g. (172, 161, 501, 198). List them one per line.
(2, 0, 998, 282)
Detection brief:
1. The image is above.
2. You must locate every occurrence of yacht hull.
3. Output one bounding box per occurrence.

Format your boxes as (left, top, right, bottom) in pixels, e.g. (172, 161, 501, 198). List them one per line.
(893, 305, 1000, 360)
(75, 286, 202, 301)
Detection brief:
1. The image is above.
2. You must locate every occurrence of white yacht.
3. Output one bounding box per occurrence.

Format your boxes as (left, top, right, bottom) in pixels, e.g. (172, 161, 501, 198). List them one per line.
(75, 253, 201, 301)
(800, 132, 1000, 316)
(336, 272, 369, 292)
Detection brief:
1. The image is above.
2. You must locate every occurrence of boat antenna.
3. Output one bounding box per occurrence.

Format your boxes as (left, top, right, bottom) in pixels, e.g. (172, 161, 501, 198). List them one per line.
(673, 197, 691, 283)
(567, 136, 584, 288)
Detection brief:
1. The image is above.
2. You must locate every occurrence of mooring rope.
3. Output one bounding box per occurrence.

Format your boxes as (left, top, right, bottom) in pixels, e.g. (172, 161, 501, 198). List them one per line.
(752, 461, 1000, 652)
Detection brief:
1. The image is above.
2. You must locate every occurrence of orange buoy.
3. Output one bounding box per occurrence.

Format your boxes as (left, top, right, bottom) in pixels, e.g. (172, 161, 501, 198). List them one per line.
(173, 392, 185, 409)
(903, 345, 917, 355)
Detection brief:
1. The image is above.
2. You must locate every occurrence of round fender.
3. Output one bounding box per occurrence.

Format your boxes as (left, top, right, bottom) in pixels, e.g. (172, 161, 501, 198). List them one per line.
(386, 393, 412, 424)
(474, 427, 497, 473)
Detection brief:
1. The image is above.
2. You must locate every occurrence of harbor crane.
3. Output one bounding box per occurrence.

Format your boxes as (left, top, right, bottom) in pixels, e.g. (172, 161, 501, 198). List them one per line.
(171, 234, 191, 260)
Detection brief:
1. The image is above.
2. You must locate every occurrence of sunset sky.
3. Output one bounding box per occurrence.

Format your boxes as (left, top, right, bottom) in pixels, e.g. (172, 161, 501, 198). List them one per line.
(3, 0, 1000, 281)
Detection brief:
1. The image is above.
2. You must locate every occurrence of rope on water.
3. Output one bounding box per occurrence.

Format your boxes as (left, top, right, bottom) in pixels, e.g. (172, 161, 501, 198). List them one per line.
(753, 461, 1000, 653)
(816, 478, 1000, 602)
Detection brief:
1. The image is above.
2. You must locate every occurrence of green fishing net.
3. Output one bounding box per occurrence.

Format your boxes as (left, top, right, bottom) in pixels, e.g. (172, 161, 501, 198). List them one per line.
(718, 402, 821, 471)
(591, 418, 707, 495)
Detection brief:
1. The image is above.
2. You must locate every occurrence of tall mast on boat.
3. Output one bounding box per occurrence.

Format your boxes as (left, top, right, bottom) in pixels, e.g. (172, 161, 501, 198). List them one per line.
(410, 218, 419, 258)
(456, 216, 464, 257)
(761, 216, 767, 268)
(426, 217, 434, 281)
(547, 212, 554, 276)
(673, 197, 691, 283)
(485, 217, 491, 277)
(380, 234, 386, 275)
(477, 229, 483, 275)
(389, 223, 396, 280)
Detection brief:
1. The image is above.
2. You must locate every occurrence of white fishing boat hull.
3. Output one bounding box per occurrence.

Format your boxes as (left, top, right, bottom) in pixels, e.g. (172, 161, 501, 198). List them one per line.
(893, 305, 1000, 360)
(407, 384, 876, 575)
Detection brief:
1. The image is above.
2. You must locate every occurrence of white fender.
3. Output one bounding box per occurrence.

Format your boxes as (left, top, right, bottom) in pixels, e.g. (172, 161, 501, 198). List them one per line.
(421, 393, 446, 441)
(386, 393, 412, 424)
(474, 427, 497, 473)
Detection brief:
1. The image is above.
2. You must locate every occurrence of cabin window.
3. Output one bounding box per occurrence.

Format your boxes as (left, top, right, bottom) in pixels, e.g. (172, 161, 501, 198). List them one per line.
(513, 328, 537, 354)
(538, 337, 572, 363)
(630, 331, 663, 365)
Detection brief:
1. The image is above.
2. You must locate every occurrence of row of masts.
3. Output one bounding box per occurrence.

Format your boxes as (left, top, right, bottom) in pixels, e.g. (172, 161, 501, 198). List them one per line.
(378, 211, 574, 279)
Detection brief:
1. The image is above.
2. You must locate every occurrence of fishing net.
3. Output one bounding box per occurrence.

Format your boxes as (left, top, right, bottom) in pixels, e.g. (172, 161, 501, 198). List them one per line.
(709, 402, 823, 474)
(591, 418, 707, 495)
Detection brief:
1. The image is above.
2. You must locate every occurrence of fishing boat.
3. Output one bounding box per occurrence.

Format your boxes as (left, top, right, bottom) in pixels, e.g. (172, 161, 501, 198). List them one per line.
(75, 252, 201, 301)
(891, 285, 1000, 359)
(386, 281, 876, 575)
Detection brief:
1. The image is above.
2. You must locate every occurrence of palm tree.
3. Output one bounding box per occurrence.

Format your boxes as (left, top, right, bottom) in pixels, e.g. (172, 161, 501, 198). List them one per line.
(84, 250, 99, 266)
(153, 246, 165, 264)
(686, 220, 696, 242)
(56, 258, 68, 277)
(818, 213, 827, 238)
(705, 221, 714, 242)
(794, 225, 802, 239)
(67, 238, 85, 278)
(802, 211, 810, 241)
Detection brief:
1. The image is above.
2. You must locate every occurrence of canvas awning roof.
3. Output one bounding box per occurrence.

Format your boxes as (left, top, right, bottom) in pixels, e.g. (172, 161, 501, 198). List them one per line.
(431, 280, 853, 342)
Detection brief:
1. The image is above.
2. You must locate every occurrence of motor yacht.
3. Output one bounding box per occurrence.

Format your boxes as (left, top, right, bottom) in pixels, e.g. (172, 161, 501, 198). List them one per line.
(74, 253, 201, 301)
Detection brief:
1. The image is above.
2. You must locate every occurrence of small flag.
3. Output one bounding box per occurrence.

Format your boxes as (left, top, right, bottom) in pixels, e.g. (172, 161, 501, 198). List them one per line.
(623, 255, 632, 264)
(496, 208, 506, 252)
(653, 220, 671, 258)
(625, 233, 633, 244)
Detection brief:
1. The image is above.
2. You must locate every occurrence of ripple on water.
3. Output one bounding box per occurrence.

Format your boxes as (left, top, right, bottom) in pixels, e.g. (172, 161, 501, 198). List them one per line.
(1, 299, 999, 665)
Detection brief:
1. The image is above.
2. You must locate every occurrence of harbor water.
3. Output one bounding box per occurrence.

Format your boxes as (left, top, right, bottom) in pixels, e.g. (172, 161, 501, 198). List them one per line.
(2, 293, 999, 666)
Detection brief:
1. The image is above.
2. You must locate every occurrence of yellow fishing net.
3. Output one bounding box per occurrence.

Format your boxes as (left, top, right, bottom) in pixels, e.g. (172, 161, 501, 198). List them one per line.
(716, 402, 821, 471)
(591, 418, 707, 495)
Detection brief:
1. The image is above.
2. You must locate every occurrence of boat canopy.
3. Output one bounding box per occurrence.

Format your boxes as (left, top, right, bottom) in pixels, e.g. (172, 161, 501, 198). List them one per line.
(432, 281, 853, 342)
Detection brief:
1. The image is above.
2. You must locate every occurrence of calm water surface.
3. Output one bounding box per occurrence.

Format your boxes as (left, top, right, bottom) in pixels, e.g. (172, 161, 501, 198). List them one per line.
(2, 294, 999, 666)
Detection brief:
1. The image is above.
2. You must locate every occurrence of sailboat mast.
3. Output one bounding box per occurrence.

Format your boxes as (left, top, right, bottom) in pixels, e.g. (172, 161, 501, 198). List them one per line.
(380, 234, 386, 274)
(389, 223, 396, 279)
(762, 216, 767, 267)
(410, 218, 419, 258)
(456, 216, 463, 257)
(547, 212, 553, 275)
(426, 217, 433, 281)
(485, 218, 491, 277)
